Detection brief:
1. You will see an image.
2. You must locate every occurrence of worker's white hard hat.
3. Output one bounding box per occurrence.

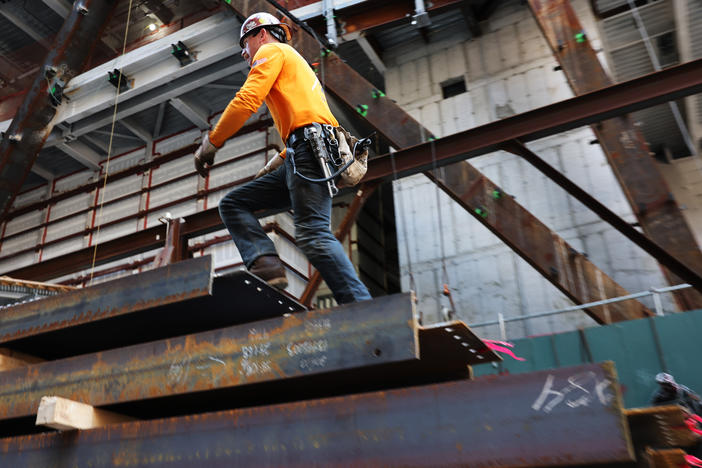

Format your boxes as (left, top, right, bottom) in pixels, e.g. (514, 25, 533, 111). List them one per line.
(656, 372, 676, 385)
(239, 12, 292, 48)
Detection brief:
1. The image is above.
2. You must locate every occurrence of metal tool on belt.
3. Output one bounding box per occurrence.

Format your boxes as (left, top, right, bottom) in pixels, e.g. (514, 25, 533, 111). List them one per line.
(291, 123, 370, 197)
(303, 123, 340, 197)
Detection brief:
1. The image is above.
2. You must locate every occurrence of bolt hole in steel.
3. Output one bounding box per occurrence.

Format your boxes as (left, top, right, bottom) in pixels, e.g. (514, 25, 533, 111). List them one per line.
(373, 348, 382, 357)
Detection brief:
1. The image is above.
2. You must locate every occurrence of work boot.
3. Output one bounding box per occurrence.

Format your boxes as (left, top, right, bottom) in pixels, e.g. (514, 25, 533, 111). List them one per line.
(249, 255, 288, 290)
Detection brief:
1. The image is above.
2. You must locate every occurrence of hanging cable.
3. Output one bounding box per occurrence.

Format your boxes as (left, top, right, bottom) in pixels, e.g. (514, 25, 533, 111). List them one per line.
(88, 0, 135, 285)
(390, 148, 417, 296)
(625, 0, 699, 159)
(426, 126, 456, 320)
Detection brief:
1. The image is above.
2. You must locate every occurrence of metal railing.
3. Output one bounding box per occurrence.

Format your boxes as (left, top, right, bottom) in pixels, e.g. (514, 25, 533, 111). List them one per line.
(469, 283, 693, 340)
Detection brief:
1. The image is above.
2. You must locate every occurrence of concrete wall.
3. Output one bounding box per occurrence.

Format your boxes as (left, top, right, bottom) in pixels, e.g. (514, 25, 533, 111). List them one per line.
(383, 0, 673, 339)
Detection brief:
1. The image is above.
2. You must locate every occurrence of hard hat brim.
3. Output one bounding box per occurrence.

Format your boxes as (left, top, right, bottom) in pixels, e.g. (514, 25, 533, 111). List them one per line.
(239, 22, 293, 48)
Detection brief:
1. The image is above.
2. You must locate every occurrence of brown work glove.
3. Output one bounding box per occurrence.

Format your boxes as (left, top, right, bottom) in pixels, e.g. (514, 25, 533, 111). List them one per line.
(255, 153, 284, 179)
(194, 132, 218, 178)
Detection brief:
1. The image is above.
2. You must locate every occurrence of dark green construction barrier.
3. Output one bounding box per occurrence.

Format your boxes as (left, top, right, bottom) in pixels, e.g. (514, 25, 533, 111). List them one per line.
(473, 308, 702, 408)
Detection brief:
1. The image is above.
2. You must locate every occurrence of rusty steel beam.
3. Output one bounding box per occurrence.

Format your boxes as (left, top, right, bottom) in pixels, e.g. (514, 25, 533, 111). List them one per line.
(7, 59, 702, 286)
(626, 405, 701, 451)
(152, 217, 186, 268)
(225, 0, 655, 319)
(0, 363, 633, 467)
(328, 0, 464, 37)
(0, 293, 499, 422)
(500, 140, 702, 293)
(364, 59, 702, 180)
(283, 0, 466, 38)
(0, 0, 117, 221)
(528, 0, 702, 310)
(0, 256, 305, 359)
(426, 166, 652, 324)
(0, 256, 212, 346)
(363, 125, 702, 292)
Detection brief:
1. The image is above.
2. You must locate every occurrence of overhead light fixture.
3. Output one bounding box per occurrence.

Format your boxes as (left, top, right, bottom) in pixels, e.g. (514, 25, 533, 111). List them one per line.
(148, 23, 157, 32)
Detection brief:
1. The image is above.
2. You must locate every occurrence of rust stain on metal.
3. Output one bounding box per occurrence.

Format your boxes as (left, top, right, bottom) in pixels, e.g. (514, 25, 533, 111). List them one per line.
(0, 294, 418, 420)
(0, 363, 633, 467)
(428, 166, 650, 323)
(0, 256, 213, 344)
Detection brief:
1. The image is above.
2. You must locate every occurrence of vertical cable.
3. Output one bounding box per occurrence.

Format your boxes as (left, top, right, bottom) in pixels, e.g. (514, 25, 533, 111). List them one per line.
(390, 149, 416, 294)
(89, 0, 135, 285)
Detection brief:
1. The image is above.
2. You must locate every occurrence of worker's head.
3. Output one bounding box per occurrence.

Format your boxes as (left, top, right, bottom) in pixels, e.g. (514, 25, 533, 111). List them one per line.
(656, 372, 676, 388)
(239, 13, 291, 65)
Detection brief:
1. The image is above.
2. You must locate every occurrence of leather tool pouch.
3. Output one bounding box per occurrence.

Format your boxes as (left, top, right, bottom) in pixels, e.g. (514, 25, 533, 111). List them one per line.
(333, 126, 369, 188)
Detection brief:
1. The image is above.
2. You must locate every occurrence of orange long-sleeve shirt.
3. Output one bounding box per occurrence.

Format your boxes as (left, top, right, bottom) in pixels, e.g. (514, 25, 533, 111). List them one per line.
(208, 42, 338, 155)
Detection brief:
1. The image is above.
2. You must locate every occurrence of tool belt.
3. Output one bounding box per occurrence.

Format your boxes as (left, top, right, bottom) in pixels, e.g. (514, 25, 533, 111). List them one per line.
(288, 123, 371, 197)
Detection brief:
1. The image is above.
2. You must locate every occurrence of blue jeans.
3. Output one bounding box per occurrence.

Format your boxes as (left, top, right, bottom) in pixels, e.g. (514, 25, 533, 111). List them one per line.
(218, 138, 372, 304)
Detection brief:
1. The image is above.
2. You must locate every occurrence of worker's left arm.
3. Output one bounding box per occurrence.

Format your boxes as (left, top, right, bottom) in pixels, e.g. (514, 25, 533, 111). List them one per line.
(209, 46, 284, 147)
(194, 45, 284, 177)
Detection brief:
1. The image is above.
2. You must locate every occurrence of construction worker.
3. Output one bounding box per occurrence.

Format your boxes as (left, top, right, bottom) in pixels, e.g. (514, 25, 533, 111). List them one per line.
(193, 12, 371, 304)
(651, 373, 702, 416)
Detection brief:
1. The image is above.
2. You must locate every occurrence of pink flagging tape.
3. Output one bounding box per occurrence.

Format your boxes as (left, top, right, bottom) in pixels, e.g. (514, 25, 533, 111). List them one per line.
(484, 339, 526, 361)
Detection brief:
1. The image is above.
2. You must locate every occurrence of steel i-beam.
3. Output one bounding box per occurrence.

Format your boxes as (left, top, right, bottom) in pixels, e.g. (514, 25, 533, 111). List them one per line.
(0, 256, 213, 346)
(224, 0, 652, 320)
(528, 0, 702, 310)
(6, 60, 702, 288)
(0, 255, 305, 359)
(0, 362, 633, 467)
(0, 0, 117, 220)
(500, 140, 702, 293)
(0, 293, 498, 422)
(425, 167, 651, 323)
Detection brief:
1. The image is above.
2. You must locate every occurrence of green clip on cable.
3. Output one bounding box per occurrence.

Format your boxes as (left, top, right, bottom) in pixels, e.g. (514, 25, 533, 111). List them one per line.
(356, 104, 368, 117)
(475, 207, 488, 218)
(575, 31, 587, 43)
(371, 89, 385, 99)
(492, 189, 502, 200)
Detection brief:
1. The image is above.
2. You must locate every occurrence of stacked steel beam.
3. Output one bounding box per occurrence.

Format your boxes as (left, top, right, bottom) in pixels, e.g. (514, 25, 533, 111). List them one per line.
(0, 254, 657, 466)
(0, 254, 695, 466)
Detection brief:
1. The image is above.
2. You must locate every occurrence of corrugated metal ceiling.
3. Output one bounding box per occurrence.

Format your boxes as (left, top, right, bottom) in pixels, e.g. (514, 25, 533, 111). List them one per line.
(374, 9, 472, 51)
(689, 0, 702, 127)
(601, 1, 688, 158)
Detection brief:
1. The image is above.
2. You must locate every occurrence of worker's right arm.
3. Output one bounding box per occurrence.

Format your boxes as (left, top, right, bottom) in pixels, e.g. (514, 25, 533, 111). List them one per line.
(208, 44, 284, 148)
